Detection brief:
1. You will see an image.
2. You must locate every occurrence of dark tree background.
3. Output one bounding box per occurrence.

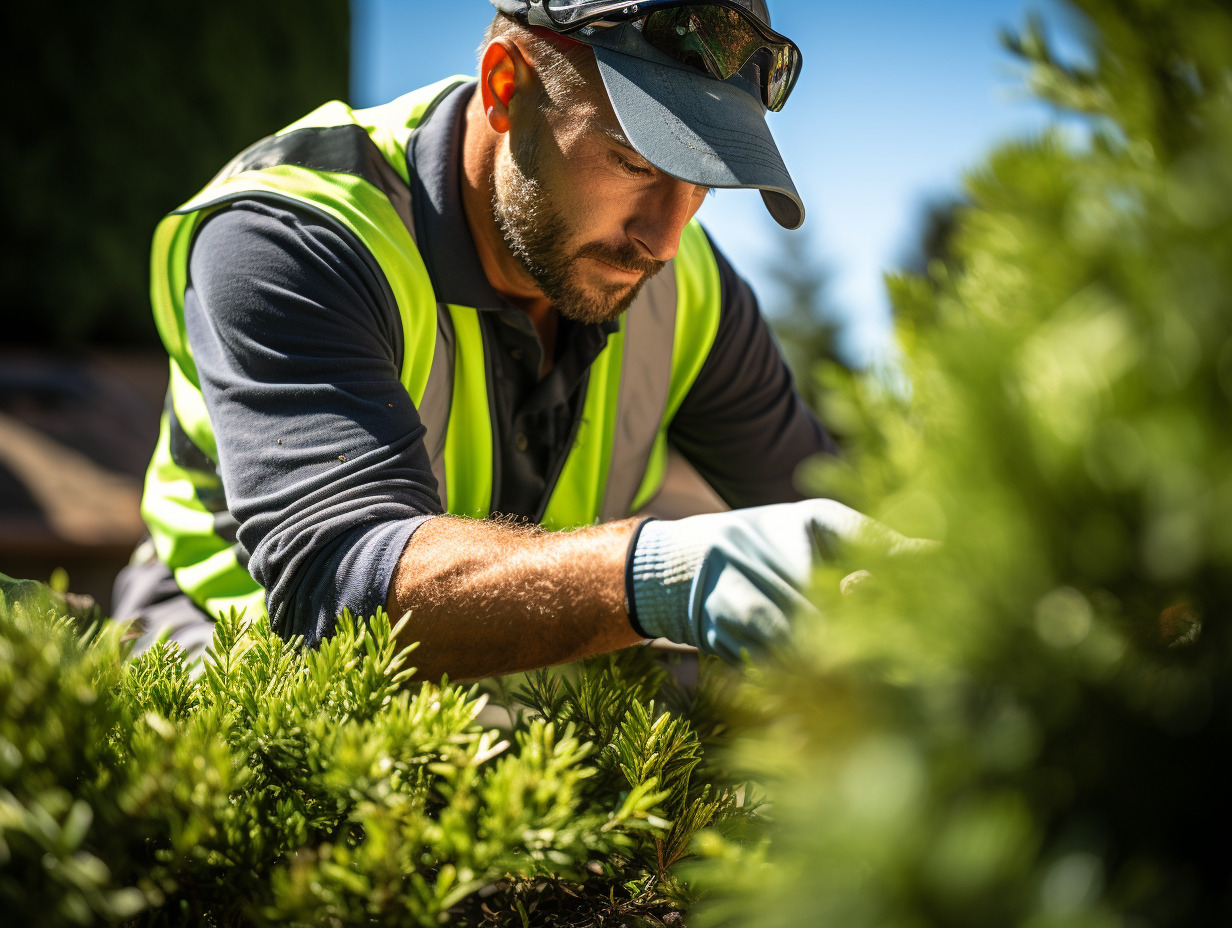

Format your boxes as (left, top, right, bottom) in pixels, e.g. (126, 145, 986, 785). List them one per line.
(1, 0, 350, 348)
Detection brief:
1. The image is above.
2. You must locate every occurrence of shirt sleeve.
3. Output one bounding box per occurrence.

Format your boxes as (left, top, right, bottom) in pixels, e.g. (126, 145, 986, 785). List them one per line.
(183, 198, 443, 647)
(667, 234, 839, 508)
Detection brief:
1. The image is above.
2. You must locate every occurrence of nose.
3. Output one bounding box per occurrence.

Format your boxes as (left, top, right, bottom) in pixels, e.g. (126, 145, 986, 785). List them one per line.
(628, 176, 705, 263)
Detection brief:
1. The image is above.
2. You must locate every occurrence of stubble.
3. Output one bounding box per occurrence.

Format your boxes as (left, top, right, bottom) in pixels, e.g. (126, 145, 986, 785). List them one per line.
(491, 127, 664, 324)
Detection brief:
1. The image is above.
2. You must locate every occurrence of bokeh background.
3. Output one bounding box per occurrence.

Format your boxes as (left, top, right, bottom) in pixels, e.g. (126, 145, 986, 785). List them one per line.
(1, 0, 1073, 606)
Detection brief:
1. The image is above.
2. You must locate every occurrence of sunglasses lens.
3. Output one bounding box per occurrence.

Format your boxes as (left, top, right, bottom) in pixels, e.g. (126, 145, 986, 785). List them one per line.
(764, 43, 795, 110)
(641, 7, 799, 110)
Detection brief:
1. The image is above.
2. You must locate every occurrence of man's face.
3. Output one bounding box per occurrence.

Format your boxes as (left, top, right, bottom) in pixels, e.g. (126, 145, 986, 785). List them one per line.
(491, 82, 709, 324)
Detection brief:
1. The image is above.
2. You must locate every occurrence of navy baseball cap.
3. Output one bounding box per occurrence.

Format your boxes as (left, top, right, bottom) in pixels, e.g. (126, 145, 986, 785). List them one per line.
(487, 0, 805, 229)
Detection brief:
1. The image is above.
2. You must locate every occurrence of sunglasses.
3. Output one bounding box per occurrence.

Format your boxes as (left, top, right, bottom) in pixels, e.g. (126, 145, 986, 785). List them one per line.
(535, 0, 802, 112)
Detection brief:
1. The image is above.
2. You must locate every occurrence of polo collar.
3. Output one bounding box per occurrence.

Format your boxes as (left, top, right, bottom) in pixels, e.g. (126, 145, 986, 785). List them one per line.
(406, 80, 505, 310)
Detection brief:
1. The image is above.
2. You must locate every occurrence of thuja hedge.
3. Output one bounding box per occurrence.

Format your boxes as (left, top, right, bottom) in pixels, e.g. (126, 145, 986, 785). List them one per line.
(0, 583, 748, 927)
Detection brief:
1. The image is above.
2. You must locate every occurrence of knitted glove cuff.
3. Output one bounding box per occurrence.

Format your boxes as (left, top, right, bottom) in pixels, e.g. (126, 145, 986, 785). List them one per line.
(628, 519, 709, 648)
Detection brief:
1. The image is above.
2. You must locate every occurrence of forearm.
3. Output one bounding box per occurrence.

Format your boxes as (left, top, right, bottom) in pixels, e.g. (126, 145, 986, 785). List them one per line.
(386, 515, 645, 681)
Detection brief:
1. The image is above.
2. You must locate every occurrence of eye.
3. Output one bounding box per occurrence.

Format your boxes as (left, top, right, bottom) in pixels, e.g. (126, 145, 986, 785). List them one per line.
(615, 153, 653, 177)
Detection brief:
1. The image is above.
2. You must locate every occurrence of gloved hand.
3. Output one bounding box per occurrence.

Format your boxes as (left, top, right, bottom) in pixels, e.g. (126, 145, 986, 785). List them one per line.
(626, 498, 930, 663)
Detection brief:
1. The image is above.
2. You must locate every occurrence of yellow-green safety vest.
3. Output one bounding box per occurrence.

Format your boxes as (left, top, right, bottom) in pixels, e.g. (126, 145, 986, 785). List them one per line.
(141, 77, 723, 622)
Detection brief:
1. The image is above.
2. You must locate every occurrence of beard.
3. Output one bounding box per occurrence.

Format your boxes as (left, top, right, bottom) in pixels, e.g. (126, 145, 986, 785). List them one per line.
(491, 128, 665, 325)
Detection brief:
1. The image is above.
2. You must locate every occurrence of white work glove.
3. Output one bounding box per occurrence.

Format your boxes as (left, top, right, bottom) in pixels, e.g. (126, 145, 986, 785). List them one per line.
(626, 499, 929, 663)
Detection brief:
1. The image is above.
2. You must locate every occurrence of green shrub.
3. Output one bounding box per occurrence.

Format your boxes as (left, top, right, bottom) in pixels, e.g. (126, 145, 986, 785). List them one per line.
(0, 587, 744, 927)
(688, 1, 1232, 926)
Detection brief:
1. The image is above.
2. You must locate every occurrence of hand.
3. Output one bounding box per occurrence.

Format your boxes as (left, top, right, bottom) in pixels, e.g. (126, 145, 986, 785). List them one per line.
(627, 499, 931, 663)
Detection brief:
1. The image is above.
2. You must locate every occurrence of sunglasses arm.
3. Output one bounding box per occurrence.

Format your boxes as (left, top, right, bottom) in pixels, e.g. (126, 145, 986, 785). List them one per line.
(503, 0, 724, 32)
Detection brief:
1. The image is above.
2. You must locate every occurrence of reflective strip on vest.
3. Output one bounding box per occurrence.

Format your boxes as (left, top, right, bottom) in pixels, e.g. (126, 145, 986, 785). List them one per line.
(601, 261, 679, 522)
(631, 221, 723, 513)
(141, 78, 723, 623)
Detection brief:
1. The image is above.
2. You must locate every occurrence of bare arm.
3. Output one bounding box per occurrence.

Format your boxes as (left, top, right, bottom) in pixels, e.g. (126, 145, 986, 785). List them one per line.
(386, 515, 646, 681)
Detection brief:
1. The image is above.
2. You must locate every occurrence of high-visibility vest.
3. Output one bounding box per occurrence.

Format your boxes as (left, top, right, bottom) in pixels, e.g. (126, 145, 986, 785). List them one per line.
(141, 76, 722, 623)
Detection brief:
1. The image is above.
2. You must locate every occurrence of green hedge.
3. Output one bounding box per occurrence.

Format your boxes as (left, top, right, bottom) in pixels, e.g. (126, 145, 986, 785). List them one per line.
(0, 585, 746, 927)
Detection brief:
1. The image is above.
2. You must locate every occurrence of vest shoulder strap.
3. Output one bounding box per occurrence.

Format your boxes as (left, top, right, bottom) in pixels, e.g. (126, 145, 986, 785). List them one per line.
(599, 265, 678, 522)
(280, 76, 470, 186)
(154, 79, 470, 406)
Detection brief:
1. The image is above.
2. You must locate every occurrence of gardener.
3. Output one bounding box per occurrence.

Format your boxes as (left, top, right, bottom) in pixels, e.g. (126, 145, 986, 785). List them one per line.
(115, 0, 895, 679)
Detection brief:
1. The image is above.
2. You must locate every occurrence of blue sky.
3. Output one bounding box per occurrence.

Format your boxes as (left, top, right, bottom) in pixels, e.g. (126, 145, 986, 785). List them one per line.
(352, 0, 1078, 365)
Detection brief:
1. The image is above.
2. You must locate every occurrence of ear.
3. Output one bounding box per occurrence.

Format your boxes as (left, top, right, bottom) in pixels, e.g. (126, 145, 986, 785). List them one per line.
(480, 38, 522, 134)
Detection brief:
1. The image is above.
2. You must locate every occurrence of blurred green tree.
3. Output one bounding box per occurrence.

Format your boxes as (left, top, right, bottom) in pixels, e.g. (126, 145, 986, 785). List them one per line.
(764, 225, 847, 373)
(901, 195, 968, 281)
(0, 0, 349, 348)
(761, 226, 853, 455)
(689, 0, 1232, 925)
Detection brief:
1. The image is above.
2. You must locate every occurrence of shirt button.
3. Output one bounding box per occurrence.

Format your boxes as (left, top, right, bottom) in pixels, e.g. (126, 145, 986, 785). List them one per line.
(510, 348, 524, 361)
(515, 432, 529, 452)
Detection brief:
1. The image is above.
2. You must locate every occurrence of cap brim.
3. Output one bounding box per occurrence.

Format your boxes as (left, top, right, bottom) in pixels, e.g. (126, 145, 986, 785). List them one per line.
(587, 29, 805, 230)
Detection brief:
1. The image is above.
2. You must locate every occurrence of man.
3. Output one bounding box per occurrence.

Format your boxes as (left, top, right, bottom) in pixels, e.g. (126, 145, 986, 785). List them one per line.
(115, 0, 883, 679)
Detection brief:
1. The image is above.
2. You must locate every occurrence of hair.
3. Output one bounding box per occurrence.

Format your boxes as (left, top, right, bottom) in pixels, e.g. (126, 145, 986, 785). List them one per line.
(478, 12, 598, 112)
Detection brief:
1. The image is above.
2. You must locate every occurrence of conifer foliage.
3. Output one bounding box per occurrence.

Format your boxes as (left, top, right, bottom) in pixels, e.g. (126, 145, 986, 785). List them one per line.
(0, 587, 740, 927)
